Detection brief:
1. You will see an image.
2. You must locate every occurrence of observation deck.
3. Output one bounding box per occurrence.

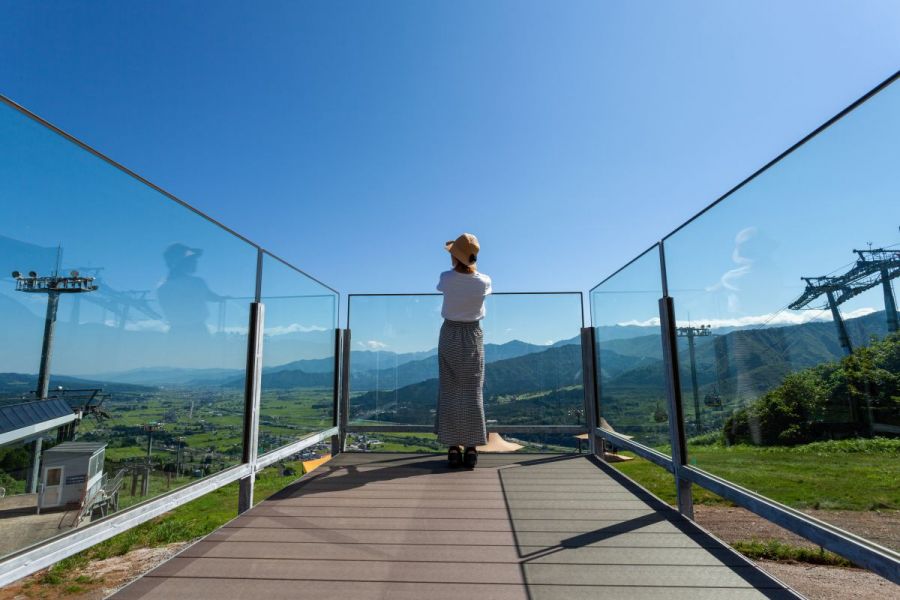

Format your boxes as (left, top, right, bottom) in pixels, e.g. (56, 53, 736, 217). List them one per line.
(111, 452, 798, 600)
(1, 73, 899, 598)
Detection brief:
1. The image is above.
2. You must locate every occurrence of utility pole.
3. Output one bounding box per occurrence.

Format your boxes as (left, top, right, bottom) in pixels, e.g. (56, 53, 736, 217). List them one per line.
(13, 260, 97, 493)
(677, 325, 711, 433)
(142, 423, 162, 496)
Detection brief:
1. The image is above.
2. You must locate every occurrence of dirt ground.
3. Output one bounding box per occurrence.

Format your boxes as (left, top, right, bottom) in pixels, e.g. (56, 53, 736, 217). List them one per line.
(0, 543, 187, 600)
(694, 505, 900, 599)
(694, 505, 900, 552)
(759, 560, 900, 600)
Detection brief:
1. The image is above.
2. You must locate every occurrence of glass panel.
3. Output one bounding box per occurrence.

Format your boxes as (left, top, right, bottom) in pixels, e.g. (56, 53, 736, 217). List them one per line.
(664, 78, 900, 548)
(258, 253, 337, 455)
(347, 293, 583, 451)
(590, 246, 671, 453)
(0, 99, 256, 558)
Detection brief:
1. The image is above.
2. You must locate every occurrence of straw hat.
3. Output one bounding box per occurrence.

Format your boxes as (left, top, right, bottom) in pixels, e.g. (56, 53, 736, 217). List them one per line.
(445, 233, 480, 267)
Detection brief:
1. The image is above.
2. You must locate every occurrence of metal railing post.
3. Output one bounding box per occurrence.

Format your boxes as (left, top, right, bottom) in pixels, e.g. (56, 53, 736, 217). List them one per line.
(238, 250, 265, 514)
(580, 326, 600, 457)
(238, 301, 264, 514)
(331, 328, 343, 457)
(339, 328, 351, 452)
(658, 242, 693, 519)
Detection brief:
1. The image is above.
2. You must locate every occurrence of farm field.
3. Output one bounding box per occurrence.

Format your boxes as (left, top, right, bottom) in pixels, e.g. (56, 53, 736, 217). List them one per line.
(0, 385, 336, 559)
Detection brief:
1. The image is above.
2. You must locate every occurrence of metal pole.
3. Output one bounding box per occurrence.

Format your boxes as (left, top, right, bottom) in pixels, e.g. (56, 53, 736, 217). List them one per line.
(37, 291, 60, 400)
(687, 333, 701, 433)
(658, 242, 693, 519)
(339, 328, 351, 452)
(27, 438, 42, 494)
(881, 268, 898, 333)
(238, 302, 265, 514)
(826, 290, 853, 354)
(331, 329, 343, 457)
(660, 296, 694, 519)
(580, 327, 600, 457)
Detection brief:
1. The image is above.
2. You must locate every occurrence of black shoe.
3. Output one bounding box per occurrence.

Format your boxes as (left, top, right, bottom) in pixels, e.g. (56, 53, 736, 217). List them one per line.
(447, 446, 462, 468)
(463, 447, 477, 469)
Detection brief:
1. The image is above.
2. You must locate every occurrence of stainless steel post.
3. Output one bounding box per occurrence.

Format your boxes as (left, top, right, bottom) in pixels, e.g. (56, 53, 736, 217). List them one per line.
(339, 328, 351, 452)
(580, 327, 600, 457)
(658, 242, 693, 518)
(331, 328, 343, 457)
(659, 295, 693, 519)
(238, 302, 265, 514)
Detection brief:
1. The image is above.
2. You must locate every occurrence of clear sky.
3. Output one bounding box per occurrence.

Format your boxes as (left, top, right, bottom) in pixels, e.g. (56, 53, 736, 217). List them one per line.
(0, 2, 899, 372)
(1, 2, 898, 299)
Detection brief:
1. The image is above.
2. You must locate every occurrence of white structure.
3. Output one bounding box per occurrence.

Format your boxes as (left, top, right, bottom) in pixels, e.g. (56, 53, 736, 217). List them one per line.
(39, 442, 106, 510)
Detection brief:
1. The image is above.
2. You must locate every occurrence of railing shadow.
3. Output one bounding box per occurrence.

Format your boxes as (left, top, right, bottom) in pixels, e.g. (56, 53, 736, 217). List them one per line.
(498, 454, 801, 599)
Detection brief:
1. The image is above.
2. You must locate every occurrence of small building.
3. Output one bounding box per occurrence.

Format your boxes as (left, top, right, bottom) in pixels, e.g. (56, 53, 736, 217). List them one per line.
(39, 442, 106, 510)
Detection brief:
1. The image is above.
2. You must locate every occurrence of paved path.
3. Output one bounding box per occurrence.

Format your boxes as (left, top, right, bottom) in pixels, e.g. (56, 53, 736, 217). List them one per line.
(111, 453, 802, 599)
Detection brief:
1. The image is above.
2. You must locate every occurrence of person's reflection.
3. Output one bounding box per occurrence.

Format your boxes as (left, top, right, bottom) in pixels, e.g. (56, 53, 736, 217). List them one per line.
(158, 244, 222, 340)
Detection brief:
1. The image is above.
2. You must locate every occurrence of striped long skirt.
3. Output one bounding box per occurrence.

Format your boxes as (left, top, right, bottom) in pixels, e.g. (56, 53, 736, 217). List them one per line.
(435, 319, 488, 447)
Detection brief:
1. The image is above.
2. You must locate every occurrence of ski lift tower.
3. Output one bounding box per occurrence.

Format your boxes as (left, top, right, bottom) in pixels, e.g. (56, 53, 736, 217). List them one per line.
(13, 266, 97, 493)
(677, 325, 712, 433)
(789, 244, 899, 355)
(852, 248, 900, 333)
(13, 268, 98, 400)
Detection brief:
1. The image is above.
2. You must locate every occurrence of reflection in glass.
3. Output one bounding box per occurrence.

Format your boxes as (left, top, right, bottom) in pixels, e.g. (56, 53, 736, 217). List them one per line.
(0, 99, 256, 559)
(664, 77, 900, 547)
(590, 247, 670, 453)
(348, 294, 583, 451)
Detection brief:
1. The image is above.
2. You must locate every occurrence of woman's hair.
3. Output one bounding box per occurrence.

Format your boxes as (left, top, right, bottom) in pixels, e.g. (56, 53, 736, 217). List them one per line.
(453, 256, 476, 274)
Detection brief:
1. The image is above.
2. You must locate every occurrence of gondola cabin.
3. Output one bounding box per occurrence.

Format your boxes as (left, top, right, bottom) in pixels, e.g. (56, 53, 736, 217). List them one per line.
(39, 442, 106, 510)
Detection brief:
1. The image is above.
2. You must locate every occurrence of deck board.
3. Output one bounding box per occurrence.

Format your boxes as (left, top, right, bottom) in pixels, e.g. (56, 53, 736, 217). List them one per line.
(110, 453, 802, 599)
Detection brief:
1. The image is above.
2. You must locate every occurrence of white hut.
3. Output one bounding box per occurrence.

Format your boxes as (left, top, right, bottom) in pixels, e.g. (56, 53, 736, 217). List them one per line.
(39, 442, 106, 510)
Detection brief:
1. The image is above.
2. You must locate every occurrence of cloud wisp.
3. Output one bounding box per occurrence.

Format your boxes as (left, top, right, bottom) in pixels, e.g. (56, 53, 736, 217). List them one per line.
(617, 306, 877, 329)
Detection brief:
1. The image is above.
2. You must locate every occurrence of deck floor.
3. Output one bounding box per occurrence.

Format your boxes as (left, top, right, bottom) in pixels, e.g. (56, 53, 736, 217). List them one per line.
(111, 453, 801, 599)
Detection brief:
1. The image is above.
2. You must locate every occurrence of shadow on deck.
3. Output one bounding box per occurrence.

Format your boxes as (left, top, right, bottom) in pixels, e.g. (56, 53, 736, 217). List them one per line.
(110, 453, 803, 599)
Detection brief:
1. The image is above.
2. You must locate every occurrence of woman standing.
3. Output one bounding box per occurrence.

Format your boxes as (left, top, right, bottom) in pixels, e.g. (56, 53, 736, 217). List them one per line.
(435, 233, 492, 468)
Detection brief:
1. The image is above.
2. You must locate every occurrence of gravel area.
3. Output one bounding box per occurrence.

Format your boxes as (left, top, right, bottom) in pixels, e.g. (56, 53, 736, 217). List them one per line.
(758, 560, 900, 600)
(694, 505, 900, 551)
(694, 505, 899, 599)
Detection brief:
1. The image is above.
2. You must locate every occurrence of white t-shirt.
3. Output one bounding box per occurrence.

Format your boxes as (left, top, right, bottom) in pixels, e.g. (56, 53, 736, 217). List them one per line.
(437, 270, 492, 321)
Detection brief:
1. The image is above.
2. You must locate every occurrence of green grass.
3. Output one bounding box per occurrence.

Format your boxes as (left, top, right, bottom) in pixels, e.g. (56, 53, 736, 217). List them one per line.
(612, 438, 900, 511)
(610, 453, 729, 506)
(39, 459, 310, 588)
(732, 540, 853, 567)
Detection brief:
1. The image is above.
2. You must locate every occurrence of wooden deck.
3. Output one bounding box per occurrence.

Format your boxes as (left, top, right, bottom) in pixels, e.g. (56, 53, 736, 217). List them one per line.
(111, 453, 802, 599)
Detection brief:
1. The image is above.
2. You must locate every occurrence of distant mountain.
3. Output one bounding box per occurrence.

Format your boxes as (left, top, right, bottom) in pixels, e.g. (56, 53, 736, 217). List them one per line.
(0, 372, 153, 397)
(259, 368, 334, 389)
(84, 366, 244, 387)
(269, 348, 438, 375)
(349, 338, 580, 392)
(600, 310, 898, 421)
(351, 343, 585, 423)
(348, 310, 898, 433)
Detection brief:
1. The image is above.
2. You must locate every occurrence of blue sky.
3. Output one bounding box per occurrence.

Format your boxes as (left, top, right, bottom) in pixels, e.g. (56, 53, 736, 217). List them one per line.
(1, 2, 899, 369)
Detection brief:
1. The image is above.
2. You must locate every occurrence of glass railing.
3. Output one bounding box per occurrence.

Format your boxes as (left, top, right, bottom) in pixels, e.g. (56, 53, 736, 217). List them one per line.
(589, 246, 670, 453)
(346, 292, 585, 451)
(258, 252, 337, 455)
(0, 96, 339, 567)
(663, 73, 900, 550)
(587, 72, 900, 576)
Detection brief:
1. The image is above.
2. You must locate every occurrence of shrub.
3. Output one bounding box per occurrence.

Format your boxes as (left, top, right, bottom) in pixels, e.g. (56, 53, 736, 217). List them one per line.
(724, 333, 900, 446)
